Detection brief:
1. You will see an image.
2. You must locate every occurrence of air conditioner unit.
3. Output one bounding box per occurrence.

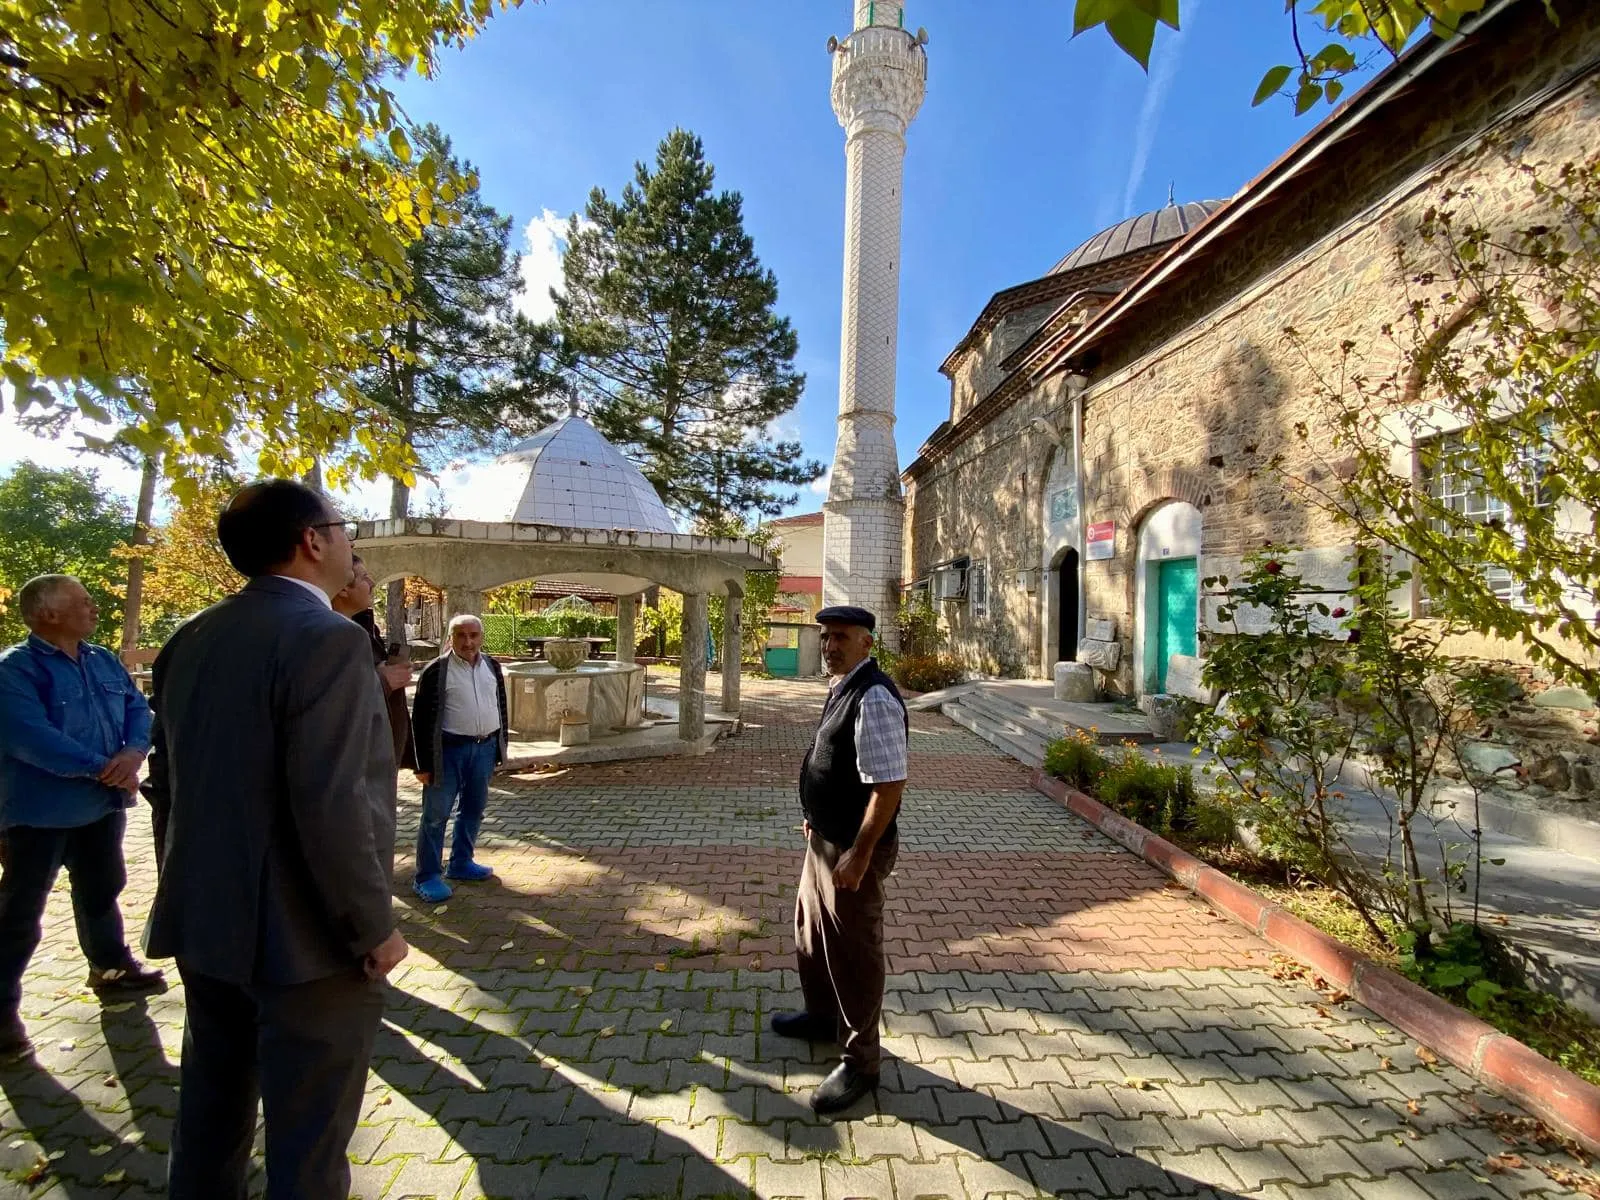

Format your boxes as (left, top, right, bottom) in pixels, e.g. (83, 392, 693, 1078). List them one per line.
(933, 565, 967, 601)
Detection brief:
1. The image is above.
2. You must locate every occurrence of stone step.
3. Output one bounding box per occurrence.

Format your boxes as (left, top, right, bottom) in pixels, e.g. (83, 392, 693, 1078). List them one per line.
(954, 690, 1071, 743)
(941, 698, 1048, 768)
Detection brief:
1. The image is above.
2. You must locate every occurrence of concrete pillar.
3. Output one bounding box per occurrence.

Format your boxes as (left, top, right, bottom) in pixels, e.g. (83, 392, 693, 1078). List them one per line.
(444, 587, 484, 621)
(720, 592, 742, 716)
(616, 594, 638, 664)
(679, 592, 708, 741)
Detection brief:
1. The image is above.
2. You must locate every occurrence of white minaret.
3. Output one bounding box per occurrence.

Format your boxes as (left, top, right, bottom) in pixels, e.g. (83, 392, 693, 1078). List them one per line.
(822, 0, 927, 628)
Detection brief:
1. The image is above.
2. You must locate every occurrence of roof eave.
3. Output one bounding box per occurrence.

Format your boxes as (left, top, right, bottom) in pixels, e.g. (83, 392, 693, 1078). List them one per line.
(1029, 0, 1515, 383)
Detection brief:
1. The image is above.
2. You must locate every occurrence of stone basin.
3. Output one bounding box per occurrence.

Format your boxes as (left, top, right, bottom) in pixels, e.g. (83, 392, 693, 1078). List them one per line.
(502, 660, 646, 739)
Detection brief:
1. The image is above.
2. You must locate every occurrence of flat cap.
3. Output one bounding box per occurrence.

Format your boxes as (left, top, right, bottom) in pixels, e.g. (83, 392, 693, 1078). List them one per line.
(815, 605, 876, 632)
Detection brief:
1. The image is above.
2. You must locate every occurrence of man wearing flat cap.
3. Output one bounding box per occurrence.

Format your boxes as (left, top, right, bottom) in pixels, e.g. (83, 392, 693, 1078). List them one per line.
(772, 604, 908, 1114)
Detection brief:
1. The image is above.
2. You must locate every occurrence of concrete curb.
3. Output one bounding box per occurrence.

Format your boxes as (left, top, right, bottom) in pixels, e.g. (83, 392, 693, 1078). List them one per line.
(1030, 768, 1600, 1156)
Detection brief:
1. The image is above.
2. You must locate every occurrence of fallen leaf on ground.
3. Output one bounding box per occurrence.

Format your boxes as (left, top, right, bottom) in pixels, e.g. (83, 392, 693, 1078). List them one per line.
(1538, 1162, 1600, 1198)
(90, 1144, 113, 1156)
(101, 1170, 126, 1184)
(1379, 1056, 1394, 1071)
(1487, 1153, 1528, 1173)
(103, 1075, 117, 1086)
(659, 1019, 673, 1031)
(1122, 1077, 1155, 1090)
(1416, 1046, 1440, 1066)
(599, 1026, 616, 1038)
(57, 1040, 75, 1051)
(46, 1150, 64, 1161)
(535, 957, 546, 966)
(1406, 1100, 1423, 1116)
(432, 905, 448, 915)
(499, 941, 514, 951)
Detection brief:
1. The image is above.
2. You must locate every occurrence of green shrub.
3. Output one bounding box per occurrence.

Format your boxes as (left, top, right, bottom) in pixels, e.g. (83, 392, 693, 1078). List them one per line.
(890, 654, 963, 692)
(1043, 731, 1108, 792)
(1095, 750, 1198, 839)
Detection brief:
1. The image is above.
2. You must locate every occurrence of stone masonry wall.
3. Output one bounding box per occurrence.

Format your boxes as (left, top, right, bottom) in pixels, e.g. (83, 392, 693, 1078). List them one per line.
(904, 7, 1600, 686)
(1075, 67, 1600, 695)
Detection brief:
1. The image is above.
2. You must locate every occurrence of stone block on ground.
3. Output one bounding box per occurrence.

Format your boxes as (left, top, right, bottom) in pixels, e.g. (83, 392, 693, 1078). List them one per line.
(1054, 661, 1097, 702)
(1164, 654, 1217, 705)
(1534, 686, 1598, 711)
(1078, 638, 1121, 671)
(1460, 741, 1520, 776)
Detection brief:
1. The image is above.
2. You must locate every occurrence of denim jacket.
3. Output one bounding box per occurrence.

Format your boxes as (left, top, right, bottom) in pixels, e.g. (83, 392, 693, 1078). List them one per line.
(0, 635, 152, 829)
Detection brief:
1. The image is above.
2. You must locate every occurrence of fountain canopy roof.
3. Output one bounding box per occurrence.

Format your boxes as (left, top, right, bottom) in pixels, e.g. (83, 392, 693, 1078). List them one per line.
(499, 415, 677, 533)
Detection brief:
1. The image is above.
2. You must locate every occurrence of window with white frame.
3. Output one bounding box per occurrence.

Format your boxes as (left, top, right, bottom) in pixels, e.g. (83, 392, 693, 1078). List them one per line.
(1417, 425, 1554, 612)
(969, 559, 989, 620)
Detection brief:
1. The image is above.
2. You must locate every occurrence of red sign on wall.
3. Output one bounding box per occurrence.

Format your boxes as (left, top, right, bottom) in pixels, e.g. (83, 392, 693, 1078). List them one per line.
(1086, 521, 1116, 561)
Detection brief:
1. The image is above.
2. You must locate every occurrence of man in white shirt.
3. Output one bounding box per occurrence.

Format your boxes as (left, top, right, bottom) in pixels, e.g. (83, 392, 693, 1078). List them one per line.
(408, 615, 508, 903)
(771, 604, 908, 1115)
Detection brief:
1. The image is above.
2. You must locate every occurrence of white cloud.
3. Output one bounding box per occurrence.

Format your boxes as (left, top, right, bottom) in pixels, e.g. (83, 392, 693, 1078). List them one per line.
(809, 465, 833, 496)
(1121, 0, 1201, 218)
(515, 209, 586, 324)
(0, 407, 148, 505)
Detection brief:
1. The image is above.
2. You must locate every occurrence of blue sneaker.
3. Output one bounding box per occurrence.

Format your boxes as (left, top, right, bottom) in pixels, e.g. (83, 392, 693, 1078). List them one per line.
(413, 876, 453, 903)
(445, 860, 495, 882)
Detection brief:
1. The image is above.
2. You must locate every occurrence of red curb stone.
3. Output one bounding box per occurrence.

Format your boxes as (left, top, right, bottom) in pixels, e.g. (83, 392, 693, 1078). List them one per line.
(1477, 1035, 1600, 1152)
(1028, 769, 1600, 1156)
(1261, 909, 1361, 991)
(1348, 960, 1499, 1069)
(1140, 831, 1205, 887)
(1193, 867, 1272, 933)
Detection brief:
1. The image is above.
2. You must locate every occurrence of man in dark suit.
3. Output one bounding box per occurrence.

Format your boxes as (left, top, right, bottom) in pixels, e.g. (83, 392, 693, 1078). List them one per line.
(333, 554, 416, 772)
(143, 479, 408, 1199)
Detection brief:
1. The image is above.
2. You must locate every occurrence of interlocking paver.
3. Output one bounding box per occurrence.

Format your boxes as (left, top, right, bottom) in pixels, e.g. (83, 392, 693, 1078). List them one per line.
(0, 678, 1593, 1198)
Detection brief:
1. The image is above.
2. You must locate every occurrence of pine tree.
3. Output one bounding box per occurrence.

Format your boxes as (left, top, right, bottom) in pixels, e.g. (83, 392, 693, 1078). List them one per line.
(554, 129, 820, 523)
(353, 124, 555, 640)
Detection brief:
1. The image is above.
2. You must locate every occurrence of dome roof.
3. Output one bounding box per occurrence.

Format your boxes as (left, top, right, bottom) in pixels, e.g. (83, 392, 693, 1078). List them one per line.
(496, 414, 677, 532)
(1048, 199, 1224, 276)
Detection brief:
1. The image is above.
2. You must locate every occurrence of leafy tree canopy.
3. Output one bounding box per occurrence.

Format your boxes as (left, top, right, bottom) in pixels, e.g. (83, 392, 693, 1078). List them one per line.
(553, 129, 821, 524)
(1, 0, 518, 490)
(0, 462, 132, 646)
(1072, 0, 1502, 113)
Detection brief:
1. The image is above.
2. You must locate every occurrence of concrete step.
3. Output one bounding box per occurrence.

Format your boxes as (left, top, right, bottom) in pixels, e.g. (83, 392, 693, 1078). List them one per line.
(955, 690, 1070, 743)
(941, 698, 1048, 768)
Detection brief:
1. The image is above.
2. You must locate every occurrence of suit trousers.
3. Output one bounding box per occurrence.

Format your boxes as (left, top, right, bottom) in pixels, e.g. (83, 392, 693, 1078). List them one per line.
(168, 964, 384, 1200)
(794, 827, 898, 1074)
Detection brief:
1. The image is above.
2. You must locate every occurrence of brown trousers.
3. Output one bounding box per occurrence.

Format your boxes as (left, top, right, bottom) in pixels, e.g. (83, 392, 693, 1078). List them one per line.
(794, 827, 898, 1074)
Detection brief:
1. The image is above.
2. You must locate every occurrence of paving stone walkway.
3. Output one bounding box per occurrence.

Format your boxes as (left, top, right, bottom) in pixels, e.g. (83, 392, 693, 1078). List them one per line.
(0, 678, 1593, 1198)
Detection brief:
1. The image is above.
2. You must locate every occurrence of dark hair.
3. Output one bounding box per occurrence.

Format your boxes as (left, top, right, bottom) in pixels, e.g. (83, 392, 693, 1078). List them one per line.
(217, 479, 331, 578)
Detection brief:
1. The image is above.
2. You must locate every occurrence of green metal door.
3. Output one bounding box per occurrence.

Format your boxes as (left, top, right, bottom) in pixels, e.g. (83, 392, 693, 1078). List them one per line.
(1156, 558, 1198, 692)
(764, 647, 800, 677)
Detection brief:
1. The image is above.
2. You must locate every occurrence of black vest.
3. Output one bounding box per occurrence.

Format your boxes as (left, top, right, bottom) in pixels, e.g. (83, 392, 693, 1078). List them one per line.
(799, 659, 907, 846)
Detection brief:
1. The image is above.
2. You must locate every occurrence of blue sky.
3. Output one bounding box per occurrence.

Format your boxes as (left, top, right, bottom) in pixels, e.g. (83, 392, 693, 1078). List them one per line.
(389, 0, 1350, 512)
(4, 1, 1372, 517)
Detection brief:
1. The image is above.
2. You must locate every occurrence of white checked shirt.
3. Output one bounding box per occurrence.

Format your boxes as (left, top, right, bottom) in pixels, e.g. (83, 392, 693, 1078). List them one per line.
(441, 652, 501, 738)
(829, 659, 908, 785)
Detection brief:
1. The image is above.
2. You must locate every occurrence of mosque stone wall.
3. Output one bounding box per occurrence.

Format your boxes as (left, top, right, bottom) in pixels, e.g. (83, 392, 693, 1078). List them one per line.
(905, 9, 1600, 686)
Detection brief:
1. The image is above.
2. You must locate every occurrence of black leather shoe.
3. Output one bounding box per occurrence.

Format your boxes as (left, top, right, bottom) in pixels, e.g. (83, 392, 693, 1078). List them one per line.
(770, 1010, 835, 1041)
(810, 1062, 877, 1115)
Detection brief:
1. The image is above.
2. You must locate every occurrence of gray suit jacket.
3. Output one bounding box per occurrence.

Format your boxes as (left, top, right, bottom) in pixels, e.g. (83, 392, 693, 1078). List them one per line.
(142, 576, 397, 986)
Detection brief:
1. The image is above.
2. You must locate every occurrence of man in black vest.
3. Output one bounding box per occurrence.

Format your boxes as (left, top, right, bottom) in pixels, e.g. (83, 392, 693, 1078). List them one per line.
(772, 605, 908, 1114)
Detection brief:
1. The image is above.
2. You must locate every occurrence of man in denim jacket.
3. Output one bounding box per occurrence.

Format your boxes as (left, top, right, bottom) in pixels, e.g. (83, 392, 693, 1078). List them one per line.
(0, 575, 164, 1053)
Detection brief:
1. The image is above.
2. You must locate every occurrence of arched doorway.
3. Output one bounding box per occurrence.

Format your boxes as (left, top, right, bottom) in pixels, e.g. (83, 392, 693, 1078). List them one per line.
(1056, 549, 1079, 662)
(1133, 500, 1203, 695)
(1040, 441, 1080, 674)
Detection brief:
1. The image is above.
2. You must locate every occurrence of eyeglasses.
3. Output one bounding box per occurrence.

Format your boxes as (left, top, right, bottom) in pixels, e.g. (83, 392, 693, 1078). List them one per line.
(311, 520, 359, 543)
